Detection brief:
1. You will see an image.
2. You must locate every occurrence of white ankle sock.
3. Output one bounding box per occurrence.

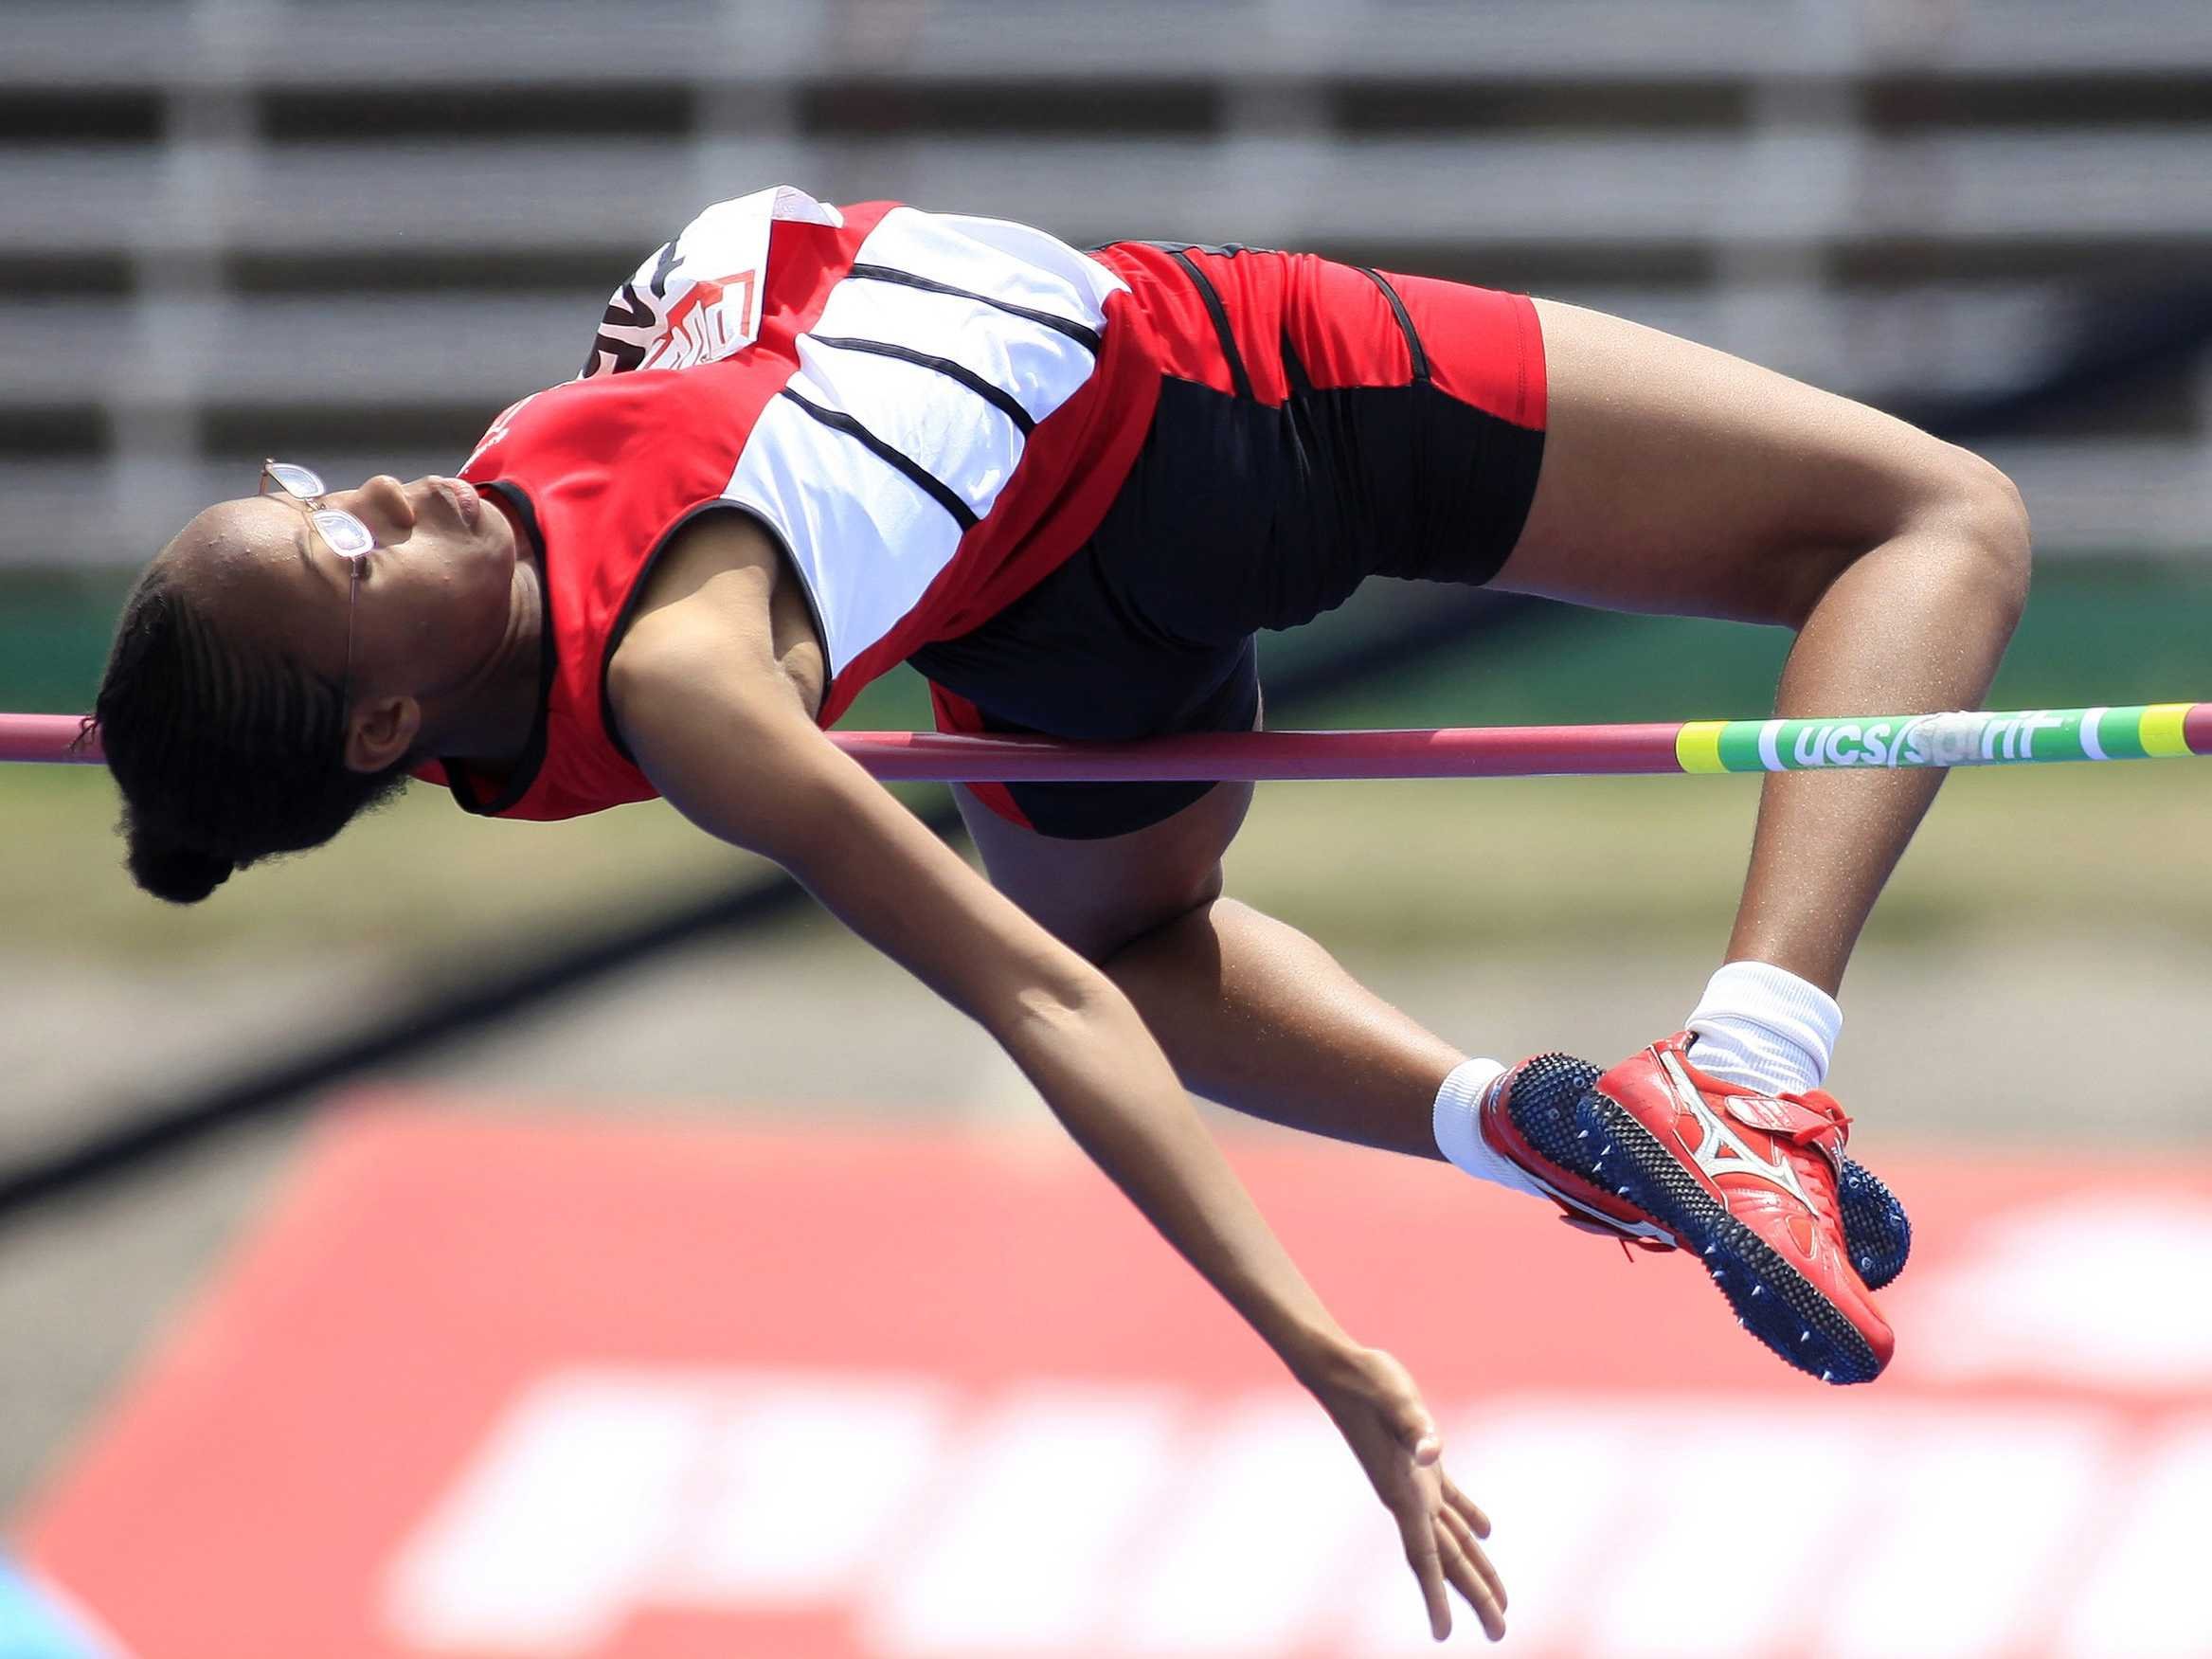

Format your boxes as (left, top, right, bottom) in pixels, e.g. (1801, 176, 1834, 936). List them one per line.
(1431, 1058, 1552, 1199)
(1684, 960, 1842, 1097)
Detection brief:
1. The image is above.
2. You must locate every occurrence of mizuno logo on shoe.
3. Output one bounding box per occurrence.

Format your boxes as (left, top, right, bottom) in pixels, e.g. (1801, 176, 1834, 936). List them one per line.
(1659, 1049, 1810, 1204)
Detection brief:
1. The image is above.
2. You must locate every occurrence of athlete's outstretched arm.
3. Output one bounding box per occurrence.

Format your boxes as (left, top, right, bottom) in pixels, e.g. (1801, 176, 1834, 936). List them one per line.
(606, 530, 1506, 1642)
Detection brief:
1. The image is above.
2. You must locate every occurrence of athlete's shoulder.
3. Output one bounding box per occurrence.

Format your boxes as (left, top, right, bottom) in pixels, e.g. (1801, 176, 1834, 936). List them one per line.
(456, 360, 740, 487)
(578, 185, 900, 381)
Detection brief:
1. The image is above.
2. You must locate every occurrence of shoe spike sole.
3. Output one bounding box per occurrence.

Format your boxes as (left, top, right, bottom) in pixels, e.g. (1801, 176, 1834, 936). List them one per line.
(1570, 1090, 1882, 1385)
(1502, 1054, 1881, 1386)
(1835, 1156, 1911, 1291)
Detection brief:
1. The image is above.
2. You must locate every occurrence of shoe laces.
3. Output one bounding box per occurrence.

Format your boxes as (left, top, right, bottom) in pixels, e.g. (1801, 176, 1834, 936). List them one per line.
(1771, 1087, 1852, 1152)
(1771, 1090, 1851, 1233)
(1555, 1213, 1674, 1261)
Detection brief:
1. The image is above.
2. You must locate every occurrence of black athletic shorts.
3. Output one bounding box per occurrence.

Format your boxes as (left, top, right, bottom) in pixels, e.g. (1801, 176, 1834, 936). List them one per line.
(909, 243, 1548, 839)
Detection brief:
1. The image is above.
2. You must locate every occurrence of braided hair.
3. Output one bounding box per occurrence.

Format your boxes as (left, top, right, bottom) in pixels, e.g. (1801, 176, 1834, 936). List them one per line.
(92, 562, 412, 904)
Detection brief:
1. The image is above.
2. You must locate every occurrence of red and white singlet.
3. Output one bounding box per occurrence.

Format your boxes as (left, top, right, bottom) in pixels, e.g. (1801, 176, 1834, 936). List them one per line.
(429, 186, 1162, 820)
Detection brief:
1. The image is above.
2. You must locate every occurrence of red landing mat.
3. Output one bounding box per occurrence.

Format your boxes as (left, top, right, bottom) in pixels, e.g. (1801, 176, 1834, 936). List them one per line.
(19, 1099, 2212, 1659)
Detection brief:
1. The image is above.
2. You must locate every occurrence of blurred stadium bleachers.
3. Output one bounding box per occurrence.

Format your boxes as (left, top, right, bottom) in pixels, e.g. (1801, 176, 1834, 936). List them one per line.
(6, 0, 2212, 568)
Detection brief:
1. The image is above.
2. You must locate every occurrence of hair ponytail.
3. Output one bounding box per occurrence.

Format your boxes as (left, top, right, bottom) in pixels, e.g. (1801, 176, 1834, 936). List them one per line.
(125, 837, 236, 905)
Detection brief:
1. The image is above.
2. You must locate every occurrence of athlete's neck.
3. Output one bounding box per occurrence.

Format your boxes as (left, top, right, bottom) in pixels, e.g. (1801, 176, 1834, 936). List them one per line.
(432, 530, 547, 770)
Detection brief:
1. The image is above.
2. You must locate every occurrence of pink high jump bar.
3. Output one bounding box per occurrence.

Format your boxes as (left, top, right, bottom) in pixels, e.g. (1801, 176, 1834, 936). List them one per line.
(0, 712, 1677, 780)
(7, 708, 2211, 782)
(838, 724, 1687, 780)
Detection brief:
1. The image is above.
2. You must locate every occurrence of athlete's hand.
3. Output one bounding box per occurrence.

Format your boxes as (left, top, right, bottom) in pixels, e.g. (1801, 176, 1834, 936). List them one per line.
(1307, 1344, 1506, 1643)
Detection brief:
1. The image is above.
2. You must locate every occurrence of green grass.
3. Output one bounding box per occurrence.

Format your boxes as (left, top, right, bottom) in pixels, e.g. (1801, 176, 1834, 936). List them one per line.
(0, 639, 944, 968)
(1225, 762, 2212, 950)
(6, 560, 2208, 966)
(2, 765, 768, 965)
(10, 742, 2207, 967)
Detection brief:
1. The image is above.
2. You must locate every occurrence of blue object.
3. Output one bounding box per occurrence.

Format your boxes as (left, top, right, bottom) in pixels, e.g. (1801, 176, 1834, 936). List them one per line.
(0, 1555, 115, 1659)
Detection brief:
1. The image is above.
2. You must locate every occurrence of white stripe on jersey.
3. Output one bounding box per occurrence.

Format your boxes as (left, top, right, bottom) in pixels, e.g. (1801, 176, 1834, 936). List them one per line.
(789, 338, 1025, 517)
(856, 207, 1128, 328)
(728, 393, 967, 676)
(809, 278, 1091, 428)
(724, 206, 1127, 677)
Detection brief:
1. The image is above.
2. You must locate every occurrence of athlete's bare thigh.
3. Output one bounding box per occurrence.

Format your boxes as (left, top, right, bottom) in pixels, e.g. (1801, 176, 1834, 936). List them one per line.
(955, 780, 1254, 964)
(1496, 298, 1996, 623)
(961, 300, 1989, 952)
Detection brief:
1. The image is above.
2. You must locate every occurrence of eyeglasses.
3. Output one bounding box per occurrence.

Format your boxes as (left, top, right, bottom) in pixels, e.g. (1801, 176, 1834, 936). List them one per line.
(260, 460, 376, 705)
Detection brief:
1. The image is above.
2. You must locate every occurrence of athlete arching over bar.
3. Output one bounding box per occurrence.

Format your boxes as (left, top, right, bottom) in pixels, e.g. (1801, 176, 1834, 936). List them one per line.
(90, 188, 2028, 1643)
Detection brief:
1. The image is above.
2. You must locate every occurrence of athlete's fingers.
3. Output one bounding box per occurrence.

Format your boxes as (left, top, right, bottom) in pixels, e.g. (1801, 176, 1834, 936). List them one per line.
(1436, 1523, 1508, 1642)
(1440, 1472, 1492, 1538)
(1441, 1504, 1508, 1614)
(1395, 1503, 1452, 1641)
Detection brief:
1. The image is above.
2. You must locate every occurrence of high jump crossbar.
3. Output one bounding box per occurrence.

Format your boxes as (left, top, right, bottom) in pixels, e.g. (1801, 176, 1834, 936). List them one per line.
(5, 705, 2208, 781)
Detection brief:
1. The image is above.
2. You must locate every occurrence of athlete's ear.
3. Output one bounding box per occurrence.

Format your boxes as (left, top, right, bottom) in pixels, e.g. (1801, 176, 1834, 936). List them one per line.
(346, 694, 423, 774)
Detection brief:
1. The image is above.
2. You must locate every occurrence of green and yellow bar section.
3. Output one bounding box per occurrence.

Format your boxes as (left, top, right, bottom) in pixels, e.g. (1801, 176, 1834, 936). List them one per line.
(1666, 703, 2207, 775)
(4, 705, 2208, 783)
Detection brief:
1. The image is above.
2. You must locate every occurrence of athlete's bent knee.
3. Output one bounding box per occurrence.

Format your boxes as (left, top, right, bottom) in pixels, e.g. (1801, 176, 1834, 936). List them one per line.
(1079, 869, 1224, 965)
(1916, 444, 2033, 632)
(1780, 440, 2031, 633)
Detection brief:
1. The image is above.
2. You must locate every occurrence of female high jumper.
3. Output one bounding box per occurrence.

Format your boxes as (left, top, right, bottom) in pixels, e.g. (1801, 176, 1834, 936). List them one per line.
(87, 187, 2028, 1643)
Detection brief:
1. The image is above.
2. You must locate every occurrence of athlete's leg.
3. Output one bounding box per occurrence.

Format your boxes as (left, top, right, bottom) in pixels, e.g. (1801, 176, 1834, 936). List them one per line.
(1438, 298, 2021, 1380)
(1495, 298, 2032, 996)
(953, 782, 1466, 1161)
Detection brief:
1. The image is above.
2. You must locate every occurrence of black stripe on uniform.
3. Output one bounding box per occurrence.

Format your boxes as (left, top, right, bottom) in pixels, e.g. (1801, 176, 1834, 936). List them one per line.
(1129, 240, 1261, 258)
(846, 263, 1103, 352)
(1279, 326, 1315, 397)
(810, 334, 1037, 435)
(1167, 248, 1254, 402)
(1353, 266, 1431, 384)
(780, 388, 980, 532)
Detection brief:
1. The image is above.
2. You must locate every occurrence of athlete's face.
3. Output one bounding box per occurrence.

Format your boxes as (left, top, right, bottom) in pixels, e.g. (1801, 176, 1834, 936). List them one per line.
(160, 471, 521, 711)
